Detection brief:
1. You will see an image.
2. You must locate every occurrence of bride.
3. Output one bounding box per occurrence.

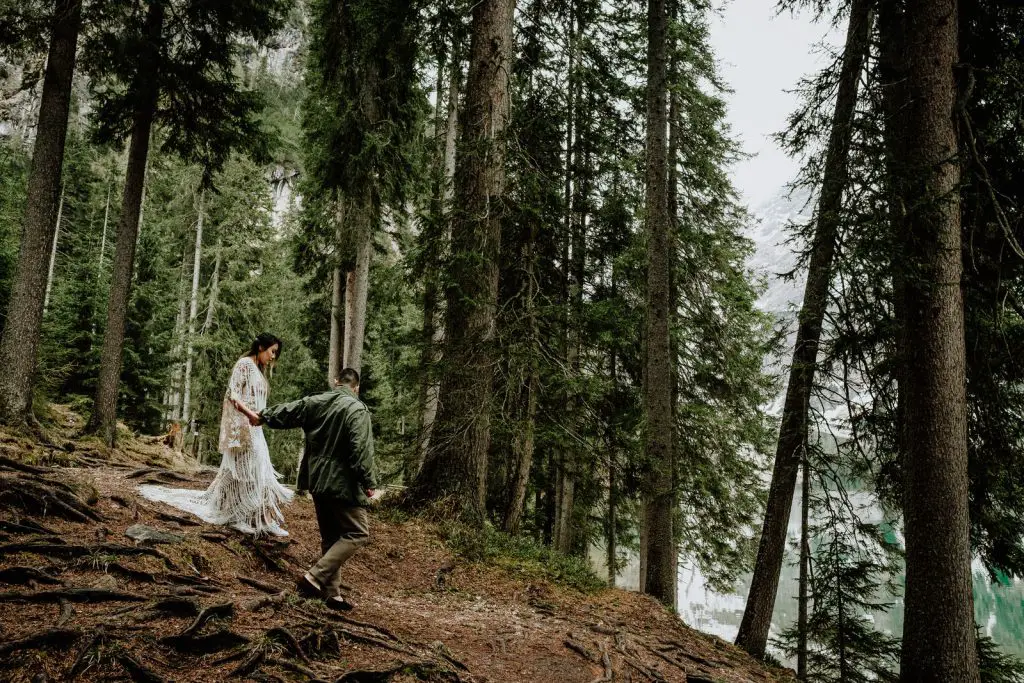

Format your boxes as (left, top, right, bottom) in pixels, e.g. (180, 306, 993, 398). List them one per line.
(140, 333, 294, 536)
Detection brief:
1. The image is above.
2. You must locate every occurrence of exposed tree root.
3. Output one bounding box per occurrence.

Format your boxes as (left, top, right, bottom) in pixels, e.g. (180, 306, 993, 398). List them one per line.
(0, 565, 62, 585)
(67, 627, 107, 679)
(181, 601, 233, 637)
(56, 598, 73, 626)
(159, 629, 250, 654)
(0, 518, 59, 535)
(334, 662, 462, 682)
(0, 628, 83, 656)
(228, 647, 266, 678)
(115, 652, 168, 683)
(0, 587, 147, 604)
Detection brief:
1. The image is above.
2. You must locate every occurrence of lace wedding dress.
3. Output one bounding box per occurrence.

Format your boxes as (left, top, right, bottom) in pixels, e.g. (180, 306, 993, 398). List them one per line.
(140, 356, 294, 535)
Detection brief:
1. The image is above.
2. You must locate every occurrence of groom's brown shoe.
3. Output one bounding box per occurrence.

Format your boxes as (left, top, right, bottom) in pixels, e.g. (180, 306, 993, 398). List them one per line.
(296, 573, 322, 599)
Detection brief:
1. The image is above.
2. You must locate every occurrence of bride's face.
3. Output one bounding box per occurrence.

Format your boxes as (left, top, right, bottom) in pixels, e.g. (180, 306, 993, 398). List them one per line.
(257, 343, 279, 368)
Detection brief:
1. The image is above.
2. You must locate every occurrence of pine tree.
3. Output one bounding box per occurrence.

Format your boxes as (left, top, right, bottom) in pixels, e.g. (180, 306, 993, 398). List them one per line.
(83, 0, 286, 445)
(0, 0, 82, 427)
(737, 0, 874, 656)
(409, 0, 517, 525)
(893, 0, 979, 677)
(639, 0, 674, 605)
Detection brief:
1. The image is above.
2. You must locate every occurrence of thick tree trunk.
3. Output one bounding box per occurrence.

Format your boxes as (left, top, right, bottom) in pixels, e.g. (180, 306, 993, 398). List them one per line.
(409, 0, 515, 525)
(0, 0, 82, 426)
(343, 193, 372, 375)
(895, 0, 979, 679)
(43, 186, 64, 315)
(87, 1, 163, 447)
(181, 190, 204, 429)
(735, 0, 872, 655)
(640, 0, 675, 607)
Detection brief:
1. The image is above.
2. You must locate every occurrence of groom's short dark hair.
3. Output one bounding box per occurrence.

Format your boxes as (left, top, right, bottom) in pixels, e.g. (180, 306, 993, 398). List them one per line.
(337, 368, 360, 388)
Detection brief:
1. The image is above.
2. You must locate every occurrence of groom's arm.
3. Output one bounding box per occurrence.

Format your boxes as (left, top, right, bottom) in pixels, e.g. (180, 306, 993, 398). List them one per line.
(257, 397, 309, 429)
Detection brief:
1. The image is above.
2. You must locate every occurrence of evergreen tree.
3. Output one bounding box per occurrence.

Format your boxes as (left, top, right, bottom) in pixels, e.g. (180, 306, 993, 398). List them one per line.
(0, 0, 81, 427)
(83, 0, 286, 445)
(408, 0, 517, 525)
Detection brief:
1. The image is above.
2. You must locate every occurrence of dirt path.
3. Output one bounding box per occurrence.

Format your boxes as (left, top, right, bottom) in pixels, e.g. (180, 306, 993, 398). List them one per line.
(0, 415, 795, 682)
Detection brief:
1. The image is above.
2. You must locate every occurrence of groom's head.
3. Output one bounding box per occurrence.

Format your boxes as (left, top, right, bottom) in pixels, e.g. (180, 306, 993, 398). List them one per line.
(334, 368, 360, 393)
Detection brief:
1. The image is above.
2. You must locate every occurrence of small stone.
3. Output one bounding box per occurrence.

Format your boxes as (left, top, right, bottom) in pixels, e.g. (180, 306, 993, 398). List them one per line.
(92, 573, 120, 591)
(125, 523, 184, 545)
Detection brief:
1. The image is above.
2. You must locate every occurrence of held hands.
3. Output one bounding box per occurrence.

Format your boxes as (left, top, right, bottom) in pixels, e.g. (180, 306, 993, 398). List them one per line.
(232, 399, 262, 427)
(365, 489, 375, 500)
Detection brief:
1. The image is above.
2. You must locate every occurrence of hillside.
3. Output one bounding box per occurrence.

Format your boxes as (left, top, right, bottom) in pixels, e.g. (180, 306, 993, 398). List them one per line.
(0, 407, 795, 683)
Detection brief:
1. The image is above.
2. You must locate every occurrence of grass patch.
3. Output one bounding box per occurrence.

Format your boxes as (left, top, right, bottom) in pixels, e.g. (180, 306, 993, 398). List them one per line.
(441, 521, 606, 593)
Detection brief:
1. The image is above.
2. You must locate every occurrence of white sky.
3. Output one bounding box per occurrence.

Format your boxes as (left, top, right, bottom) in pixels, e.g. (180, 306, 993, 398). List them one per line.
(708, 0, 841, 208)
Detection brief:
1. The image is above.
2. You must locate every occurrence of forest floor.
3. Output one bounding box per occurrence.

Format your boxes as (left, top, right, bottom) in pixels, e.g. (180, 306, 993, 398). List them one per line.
(0, 405, 796, 683)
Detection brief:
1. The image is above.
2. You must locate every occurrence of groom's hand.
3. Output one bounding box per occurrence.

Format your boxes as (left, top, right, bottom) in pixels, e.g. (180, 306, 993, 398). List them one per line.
(365, 488, 375, 499)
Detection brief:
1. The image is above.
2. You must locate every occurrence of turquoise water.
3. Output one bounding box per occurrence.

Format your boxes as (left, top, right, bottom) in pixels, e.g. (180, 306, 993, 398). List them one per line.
(598, 484, 1024, 659)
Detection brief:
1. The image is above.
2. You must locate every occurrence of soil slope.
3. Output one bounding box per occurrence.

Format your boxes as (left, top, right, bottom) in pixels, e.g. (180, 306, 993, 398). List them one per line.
(0, 407, 796, 683)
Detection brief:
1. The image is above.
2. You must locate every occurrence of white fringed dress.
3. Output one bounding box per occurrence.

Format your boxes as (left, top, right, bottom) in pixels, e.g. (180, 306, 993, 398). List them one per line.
(139, 356, 293, 534)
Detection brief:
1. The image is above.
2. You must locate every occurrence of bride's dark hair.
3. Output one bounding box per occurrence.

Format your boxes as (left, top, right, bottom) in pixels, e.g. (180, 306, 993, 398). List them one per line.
(248, 332, 283, 362)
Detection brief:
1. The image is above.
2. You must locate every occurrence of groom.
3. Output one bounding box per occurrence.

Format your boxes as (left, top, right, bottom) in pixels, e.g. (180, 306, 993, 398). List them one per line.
(240, 367, 376, 610)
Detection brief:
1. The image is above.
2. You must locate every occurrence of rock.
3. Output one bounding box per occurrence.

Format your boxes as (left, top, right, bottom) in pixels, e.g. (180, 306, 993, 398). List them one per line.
(91, 574, 120, 591)
(124, 524, 184, 545)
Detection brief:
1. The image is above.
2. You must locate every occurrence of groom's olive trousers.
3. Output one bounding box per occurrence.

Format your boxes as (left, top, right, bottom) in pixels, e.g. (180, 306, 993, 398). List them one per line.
(309, 495, 369, 597)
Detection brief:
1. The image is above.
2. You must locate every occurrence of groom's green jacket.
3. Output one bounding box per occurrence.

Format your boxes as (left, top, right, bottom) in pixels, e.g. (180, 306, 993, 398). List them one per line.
(260, 385, 377, 507)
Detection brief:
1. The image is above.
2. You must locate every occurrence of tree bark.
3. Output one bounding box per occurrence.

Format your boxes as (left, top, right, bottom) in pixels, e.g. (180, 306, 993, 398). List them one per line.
(329, 202, 346, 385)
(201, 239, 221, 336)
(0, 0, 82, 426)
(895, 0, 979, 679)
(797, 458, 810, 679)
(181, 189, 204, 430)
(43, 185, 65, 315)
(98, 183, 111, 277)
(342, 192, 371, 375)
(735, 0, 872, 655)
(640, 0, 675, 607)
(552, 0, 578, 556)
(501, 230, 539, 534)
(87, 1, 163, 447)
(409, 0, 516, 525)
(416, 49, 460, 477)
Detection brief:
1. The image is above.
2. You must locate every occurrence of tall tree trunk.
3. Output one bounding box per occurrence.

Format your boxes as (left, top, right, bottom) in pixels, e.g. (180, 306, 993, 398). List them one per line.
(640, 0, 675, 607)
(43, 185, 65, 315)
(502, 227, 539, 534)
(98, 183, 110, 277)
(552, 0, 578, 556)
(343, 192, 372, 375)
(797, 458, 810, 679)
(0, 0, 82, 426)
(329, 265, 344, 381)
(735, 0, 872, 655)
(416, 49, 461, 477)
(167, 241, 190, 423)
(409, 0, 516, 525)
(328, 202, 346, 384)
(607, 331, 619, 587)
(201, 239, 221, 335)
(181, 189, 204, 429)
(896, 0, 978, 679)
(87, 1, 163, 447)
